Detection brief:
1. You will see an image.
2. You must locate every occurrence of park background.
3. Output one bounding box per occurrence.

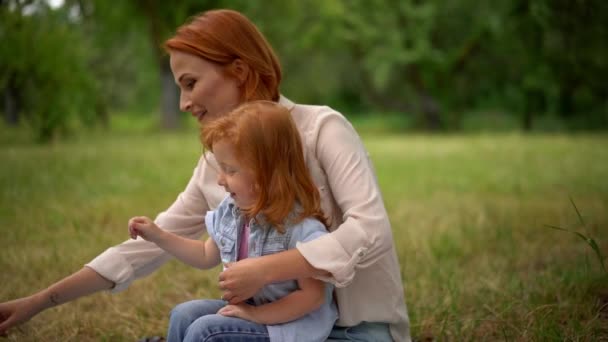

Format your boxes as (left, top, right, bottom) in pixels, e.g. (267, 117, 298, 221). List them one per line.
(1, 0, 607, 340)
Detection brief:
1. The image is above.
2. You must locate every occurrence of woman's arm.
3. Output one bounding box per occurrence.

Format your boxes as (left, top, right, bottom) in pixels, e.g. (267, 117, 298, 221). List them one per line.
(218, 277, 326, 325)
(219, 249, 328, 304)
(1, 158, 215, 334)
(0, 267, 113, 335)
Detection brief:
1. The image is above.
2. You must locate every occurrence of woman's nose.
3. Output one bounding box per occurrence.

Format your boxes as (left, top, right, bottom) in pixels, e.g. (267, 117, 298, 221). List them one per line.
(179, 96, 192, 112)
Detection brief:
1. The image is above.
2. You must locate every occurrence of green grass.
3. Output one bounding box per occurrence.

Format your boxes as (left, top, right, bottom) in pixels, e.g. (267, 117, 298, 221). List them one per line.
(1, 129, 607, 341)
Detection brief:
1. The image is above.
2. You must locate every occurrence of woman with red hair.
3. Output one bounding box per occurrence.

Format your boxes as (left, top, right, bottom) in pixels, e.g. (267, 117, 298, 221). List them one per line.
(0, 9, 410, 342)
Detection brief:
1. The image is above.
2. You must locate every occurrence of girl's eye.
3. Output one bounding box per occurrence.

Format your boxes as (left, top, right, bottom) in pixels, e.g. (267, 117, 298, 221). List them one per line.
(221, 166, 236, 175)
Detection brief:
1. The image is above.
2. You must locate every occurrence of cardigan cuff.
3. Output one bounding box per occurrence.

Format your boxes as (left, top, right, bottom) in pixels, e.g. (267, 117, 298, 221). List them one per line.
(296, 233, 367, 288)
(85, 246, 135, 293)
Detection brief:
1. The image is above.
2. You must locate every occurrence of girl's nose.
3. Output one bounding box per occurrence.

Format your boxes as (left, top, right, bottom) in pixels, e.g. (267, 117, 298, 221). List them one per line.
(217, 172, 226, 187)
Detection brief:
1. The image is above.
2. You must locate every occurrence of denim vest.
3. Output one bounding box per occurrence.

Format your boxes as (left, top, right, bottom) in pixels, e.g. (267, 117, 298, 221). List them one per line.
(205, 196, 338, 342)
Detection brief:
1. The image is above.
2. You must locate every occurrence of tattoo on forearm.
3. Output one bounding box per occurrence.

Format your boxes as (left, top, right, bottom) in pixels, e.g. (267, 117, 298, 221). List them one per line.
(49, 292, 60, 306)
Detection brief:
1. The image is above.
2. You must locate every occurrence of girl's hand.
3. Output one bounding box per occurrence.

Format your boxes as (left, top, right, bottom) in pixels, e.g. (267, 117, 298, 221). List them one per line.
(219, 258, 266, 304)
(128, 216, 164, 243)
(218, 303, 259, 323)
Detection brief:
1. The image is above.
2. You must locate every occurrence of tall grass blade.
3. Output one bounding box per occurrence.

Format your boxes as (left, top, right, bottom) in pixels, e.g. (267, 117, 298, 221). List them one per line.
(569, 196, 586, 227)
(545, 224, 607, 274)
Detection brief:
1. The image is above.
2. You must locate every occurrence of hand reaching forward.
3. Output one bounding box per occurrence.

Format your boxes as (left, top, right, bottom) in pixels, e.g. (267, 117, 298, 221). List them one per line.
(0, 296, 44, 336)
(128, 216, 164, 243)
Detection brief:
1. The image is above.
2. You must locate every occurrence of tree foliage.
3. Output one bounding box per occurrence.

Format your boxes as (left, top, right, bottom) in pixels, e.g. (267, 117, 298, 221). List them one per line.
(1, 0, 607, 141)
(1, 0, 98, 141)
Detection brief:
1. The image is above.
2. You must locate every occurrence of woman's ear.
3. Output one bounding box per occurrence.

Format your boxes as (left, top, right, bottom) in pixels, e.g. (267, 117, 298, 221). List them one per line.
(230, 59, 249, 85)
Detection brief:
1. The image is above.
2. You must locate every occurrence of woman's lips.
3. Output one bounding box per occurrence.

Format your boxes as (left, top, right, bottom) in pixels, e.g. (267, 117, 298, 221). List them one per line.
(194, 110, 207, 121)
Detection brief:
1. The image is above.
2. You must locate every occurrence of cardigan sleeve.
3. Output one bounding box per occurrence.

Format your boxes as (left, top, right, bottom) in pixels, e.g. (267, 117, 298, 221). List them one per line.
(296, 110, 394, 288)
(85, 156, 210, 292)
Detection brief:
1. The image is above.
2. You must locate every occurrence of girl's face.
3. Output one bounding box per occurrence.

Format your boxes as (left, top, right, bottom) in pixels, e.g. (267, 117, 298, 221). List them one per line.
(213, 139, 258, 209)
(170, 50, 242, 125)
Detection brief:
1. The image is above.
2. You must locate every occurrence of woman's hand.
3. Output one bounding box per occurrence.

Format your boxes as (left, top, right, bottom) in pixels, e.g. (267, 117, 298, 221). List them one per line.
(0, 295, 45, 336)
(219, 258, 266, 304)
(218, 303, 259, 323)
(128, 216, 164, 243)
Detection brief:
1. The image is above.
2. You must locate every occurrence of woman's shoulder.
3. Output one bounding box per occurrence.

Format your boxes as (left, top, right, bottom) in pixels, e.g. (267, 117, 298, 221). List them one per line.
(280, 96, 352, 133)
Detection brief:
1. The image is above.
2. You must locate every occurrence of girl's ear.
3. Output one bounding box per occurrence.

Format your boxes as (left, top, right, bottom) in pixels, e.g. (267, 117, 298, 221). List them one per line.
(230, 59, 249, 85)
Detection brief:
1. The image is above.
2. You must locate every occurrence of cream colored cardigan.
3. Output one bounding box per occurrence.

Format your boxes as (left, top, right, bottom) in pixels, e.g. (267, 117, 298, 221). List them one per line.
(86, 96, 411, 342)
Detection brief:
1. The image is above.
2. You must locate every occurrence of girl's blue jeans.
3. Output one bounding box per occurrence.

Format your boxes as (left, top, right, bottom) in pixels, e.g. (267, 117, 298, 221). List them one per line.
(167, 299, 393, 342)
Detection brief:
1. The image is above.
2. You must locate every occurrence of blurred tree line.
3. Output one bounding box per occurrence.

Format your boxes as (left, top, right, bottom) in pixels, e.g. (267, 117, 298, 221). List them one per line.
(1, 0, 607, 142)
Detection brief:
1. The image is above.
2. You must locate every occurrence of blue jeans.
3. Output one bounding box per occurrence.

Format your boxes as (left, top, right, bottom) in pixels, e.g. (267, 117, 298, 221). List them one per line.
(167, 299, 393, 341)
(327, 322, 393, 341)
(167, 299, 269, 342)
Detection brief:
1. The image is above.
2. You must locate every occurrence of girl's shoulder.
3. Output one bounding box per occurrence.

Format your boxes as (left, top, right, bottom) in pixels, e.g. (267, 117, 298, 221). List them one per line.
(284, 217, 329, 247)
(205, 195, 239, 238)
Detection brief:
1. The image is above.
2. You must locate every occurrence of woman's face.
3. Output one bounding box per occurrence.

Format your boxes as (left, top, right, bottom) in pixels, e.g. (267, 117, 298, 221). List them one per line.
(170, 50, 242, 125)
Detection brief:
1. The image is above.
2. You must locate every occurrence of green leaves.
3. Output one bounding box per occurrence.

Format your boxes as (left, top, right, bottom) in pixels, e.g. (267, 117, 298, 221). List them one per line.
(1, 3, 99, 142)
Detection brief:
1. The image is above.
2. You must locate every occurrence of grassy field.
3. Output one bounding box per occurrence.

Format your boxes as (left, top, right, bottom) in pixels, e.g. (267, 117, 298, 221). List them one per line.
(1, 128, 607, 341)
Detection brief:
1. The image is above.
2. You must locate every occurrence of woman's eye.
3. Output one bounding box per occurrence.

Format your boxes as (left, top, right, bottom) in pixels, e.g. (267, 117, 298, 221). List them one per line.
(181, 79, 195, 90)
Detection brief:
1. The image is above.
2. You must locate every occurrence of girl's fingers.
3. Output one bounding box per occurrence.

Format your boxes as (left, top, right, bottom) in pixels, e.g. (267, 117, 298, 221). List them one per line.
(129, 227, 138, 239)
(130, 217, 147, 225)
(128, 216, 154, 240)
(218, 306, 234, 316)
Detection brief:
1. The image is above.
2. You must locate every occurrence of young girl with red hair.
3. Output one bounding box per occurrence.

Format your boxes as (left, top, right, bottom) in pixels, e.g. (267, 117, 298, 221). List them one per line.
(0, 9, 410, 342)
(128, 101, 337, 341)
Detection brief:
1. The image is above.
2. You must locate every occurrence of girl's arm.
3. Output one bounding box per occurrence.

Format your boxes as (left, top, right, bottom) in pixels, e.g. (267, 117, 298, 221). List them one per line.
(218, 277, 326, 325)
(129, 216, 220, 269)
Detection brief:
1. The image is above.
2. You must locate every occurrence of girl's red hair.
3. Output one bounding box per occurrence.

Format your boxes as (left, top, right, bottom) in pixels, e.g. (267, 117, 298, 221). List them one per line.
(201, 101, 328, 232)
(164, 9, 281, 102)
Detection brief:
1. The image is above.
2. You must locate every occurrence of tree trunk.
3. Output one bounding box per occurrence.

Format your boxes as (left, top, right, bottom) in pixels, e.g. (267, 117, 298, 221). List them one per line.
(160, 57, 180, 130)
(418, 92, 442, 131)
(558, 82, 575, 118)
(137, 0, 180, 130)
(96, 99, 109, 128)
(408, 65, 443, 131)
(523, 108, 533, 132)
(523, 89, 545, 131)
(3, 76, 20, 126)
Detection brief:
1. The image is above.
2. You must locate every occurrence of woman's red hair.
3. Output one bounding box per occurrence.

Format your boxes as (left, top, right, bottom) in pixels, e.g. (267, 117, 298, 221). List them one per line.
(201, 101, 328, 232)
(164, 9, 281, 102)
